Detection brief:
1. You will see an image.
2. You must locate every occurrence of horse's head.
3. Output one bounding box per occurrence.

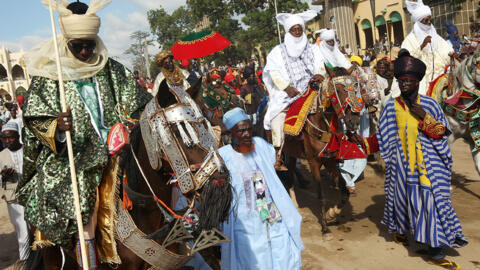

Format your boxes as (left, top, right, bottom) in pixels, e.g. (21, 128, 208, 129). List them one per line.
(201, 73, 245, 110)
(325, 66, 364, 132)
(468, 53, 480, 87)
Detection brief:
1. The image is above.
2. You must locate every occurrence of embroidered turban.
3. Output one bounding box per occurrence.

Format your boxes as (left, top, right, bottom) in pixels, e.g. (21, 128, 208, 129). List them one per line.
(155, 50, 173, 66)
(223, 107, 249, 130)
(394, 49, 426, 81)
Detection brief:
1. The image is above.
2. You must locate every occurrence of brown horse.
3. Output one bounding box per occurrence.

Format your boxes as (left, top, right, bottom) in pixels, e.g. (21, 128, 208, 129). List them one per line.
(26, 78, 233, 270)
(283, 66, 364, 237)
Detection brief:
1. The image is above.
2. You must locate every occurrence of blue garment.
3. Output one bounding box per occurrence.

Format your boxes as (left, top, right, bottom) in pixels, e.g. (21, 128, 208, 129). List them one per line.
(445, 21, 461, 53)
(218, 137, 303, 270)
(377, 95, 467, 248)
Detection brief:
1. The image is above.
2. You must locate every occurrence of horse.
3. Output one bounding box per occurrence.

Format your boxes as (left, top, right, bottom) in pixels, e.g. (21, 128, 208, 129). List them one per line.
(428, 54, 480, 177)
(282, 66, 366, 237)
(26, 78, 234, 270)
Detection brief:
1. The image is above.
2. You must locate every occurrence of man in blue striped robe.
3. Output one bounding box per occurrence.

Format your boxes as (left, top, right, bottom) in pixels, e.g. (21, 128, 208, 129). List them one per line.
(359, 49, 467, 270)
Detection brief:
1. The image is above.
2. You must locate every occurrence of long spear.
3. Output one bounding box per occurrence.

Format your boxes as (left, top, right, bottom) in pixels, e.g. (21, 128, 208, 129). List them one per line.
(46, 1, 89, 269)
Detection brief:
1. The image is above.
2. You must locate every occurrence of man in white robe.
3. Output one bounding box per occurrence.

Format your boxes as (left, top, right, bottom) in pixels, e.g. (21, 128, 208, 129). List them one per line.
(402, 0, 455, 95)
(0, 122, 29, 265)
(317, 29, 352, 69)
(219, 108, 303, 270)
(262, 10, 326, 168)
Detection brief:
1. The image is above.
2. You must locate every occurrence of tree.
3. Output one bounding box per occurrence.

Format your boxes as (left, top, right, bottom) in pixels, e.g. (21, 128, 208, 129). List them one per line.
(147, 6, 196, 50)
(124, 31, 154, 77)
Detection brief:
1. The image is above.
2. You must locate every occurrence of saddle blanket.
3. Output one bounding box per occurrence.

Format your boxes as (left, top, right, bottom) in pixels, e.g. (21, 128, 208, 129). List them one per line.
(284, 88, 317, 136)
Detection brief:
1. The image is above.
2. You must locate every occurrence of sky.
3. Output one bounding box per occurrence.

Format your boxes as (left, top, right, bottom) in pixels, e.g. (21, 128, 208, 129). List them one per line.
(0, 0, 187, 68)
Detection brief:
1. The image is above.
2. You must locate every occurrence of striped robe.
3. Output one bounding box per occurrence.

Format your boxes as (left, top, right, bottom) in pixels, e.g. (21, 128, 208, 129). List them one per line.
(377, 95, 467, 248)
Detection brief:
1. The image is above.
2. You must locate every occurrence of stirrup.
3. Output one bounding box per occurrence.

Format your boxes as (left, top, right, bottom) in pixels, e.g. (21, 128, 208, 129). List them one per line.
(76, 238, 99, 269)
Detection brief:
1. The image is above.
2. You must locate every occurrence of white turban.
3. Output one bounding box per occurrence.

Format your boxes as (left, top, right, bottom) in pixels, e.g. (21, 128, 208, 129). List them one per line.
(275, 10, 317, 58)
(2, 121, 19, 133)
(42, 0, 111, 39)
(405, 0, 438, 51)
(406, 0, 432, 22)
(276, 10, 317, 31)
(25, 0, 112, 81)
(320, 29, 335, 41)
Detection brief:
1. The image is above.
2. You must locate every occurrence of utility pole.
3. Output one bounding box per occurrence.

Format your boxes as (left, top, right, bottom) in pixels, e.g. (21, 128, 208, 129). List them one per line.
(144, 37, 151, 79)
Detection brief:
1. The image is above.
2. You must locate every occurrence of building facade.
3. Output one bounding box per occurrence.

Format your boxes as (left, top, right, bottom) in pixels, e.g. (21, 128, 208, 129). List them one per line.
(0, 46, 30, 101)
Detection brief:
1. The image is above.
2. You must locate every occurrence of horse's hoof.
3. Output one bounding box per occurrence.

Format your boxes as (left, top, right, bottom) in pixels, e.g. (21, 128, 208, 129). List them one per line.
(323, 232, 334, 241)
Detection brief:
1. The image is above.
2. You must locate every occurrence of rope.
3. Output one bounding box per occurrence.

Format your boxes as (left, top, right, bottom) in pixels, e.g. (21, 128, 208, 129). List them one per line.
(129, 145, 182, 219)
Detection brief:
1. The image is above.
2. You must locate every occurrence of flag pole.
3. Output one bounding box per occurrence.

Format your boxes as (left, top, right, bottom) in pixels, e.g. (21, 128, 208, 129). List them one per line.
(46, 1, 89, 269)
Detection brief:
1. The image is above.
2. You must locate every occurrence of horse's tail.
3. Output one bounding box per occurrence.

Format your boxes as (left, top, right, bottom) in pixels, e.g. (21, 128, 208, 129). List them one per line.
(24, 228, 45, 270)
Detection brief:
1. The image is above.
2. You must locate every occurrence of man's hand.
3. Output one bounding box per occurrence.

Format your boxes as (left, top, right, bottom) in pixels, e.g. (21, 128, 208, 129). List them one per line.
(57, 108, 72, 132)
(409, 103, 427, 120)
(421, 36, 432, 50)
(449, 51, 459, 60)
(285, 86, 300, 98)
(1, 168, 16, 177)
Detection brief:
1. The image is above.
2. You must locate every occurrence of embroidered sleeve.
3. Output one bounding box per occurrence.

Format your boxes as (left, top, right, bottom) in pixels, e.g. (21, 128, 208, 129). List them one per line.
(418, 113, 446, 139)
(28, 118, 59, 154)
(363, 133, 379, 155)
(269, 70, 290, 91)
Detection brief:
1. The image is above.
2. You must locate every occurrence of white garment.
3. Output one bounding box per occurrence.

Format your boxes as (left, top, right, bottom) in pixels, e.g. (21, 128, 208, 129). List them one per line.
(413, 21, 439, 51)
(376, 75, 400, 107)
(271, 112, 286, 148)
(151, 69, 191, 97)
(284, 33, 308, 58)
(0, 147, 29, 261)
(318, 40, 352, 69)
(7, 203, 29, 261)
(401, 32, 453, 95)
(263, 43, 325, 130)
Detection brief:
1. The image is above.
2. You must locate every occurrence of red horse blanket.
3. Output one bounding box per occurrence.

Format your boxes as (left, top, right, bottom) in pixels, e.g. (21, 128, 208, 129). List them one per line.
(284, 89, 317, 136)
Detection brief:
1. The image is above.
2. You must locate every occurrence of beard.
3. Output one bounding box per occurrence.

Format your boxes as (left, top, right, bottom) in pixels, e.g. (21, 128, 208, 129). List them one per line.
(232, 137, 255, 154)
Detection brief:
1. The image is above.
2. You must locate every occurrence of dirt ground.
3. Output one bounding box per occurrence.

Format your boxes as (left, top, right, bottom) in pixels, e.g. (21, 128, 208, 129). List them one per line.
(1, 140, 479, 270)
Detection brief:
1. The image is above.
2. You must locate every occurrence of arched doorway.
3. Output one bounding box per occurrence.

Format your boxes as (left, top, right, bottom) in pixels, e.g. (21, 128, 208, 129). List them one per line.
(0, 89, 12, 102)
(11, 65, 25, 80)
(375, 16, 387, 43)
(361, 19, 373, 49)
(0, 64, 7, 82)
(389, 11, 404, 45)
(15, 86, 27, 97)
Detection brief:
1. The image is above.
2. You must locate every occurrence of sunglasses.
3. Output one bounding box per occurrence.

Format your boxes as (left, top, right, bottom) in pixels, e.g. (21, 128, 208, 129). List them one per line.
(69, 40, 96, 54)
(421, 17, 433, 24)
(397, 78, 418, 84)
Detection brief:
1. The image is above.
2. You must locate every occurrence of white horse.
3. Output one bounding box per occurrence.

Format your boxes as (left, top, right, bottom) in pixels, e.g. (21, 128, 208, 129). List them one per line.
(429, 54, 480, 176)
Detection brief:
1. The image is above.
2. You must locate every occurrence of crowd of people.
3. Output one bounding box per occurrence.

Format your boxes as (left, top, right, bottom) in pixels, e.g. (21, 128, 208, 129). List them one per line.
(0, 0, 476, 269)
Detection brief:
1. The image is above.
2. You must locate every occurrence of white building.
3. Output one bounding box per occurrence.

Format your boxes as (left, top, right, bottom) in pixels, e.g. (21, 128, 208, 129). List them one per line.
(0, 46, 30, 102)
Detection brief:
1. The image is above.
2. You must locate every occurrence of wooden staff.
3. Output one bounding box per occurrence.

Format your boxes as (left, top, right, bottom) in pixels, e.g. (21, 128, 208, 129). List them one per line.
(46, 1, 89, 269)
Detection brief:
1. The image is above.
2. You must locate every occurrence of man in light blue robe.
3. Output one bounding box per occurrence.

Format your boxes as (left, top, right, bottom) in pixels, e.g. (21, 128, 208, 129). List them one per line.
(218, 107, 304, 270)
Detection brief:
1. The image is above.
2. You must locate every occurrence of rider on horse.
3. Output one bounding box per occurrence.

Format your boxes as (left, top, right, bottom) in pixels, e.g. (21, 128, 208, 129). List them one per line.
(151, 50, 192, 97)
(19, 0, 151, 267)
(262, 10, 325, 170)
(402, 0, 457, 96)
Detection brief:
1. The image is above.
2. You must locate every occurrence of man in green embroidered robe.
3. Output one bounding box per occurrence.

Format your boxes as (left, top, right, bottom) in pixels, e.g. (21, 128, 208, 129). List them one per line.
(17, 0, 151, 265)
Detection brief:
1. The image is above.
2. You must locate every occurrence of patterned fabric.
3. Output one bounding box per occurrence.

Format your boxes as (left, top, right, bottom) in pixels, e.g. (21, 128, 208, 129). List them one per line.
(377, 95, 467, 248)
(279, 43, 315, 93)
(284, 89, 317, 136)
(17, 58, 151, 246)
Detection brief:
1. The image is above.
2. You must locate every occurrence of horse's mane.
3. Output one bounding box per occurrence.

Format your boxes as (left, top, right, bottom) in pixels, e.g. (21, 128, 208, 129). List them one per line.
(121, 125, 143, 191)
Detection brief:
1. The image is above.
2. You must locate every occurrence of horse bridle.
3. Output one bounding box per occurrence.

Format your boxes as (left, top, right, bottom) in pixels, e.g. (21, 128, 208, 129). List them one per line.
(330, 75, 365, 119)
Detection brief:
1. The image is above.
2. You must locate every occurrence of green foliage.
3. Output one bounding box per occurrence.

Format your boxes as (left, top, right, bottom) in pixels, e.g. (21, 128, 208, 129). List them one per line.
(147, 6, 196, 50)
(147, 0, 310, 65)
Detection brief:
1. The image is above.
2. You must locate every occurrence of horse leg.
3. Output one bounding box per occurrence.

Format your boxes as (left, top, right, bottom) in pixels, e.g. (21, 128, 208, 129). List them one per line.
(285, 156, 299, 207)
(309, 159, 332, 238)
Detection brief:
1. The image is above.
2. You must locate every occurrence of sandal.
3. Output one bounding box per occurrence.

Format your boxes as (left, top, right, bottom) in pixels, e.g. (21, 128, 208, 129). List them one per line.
(427, 258, 460, 270)
(393, 232, 409, 246)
